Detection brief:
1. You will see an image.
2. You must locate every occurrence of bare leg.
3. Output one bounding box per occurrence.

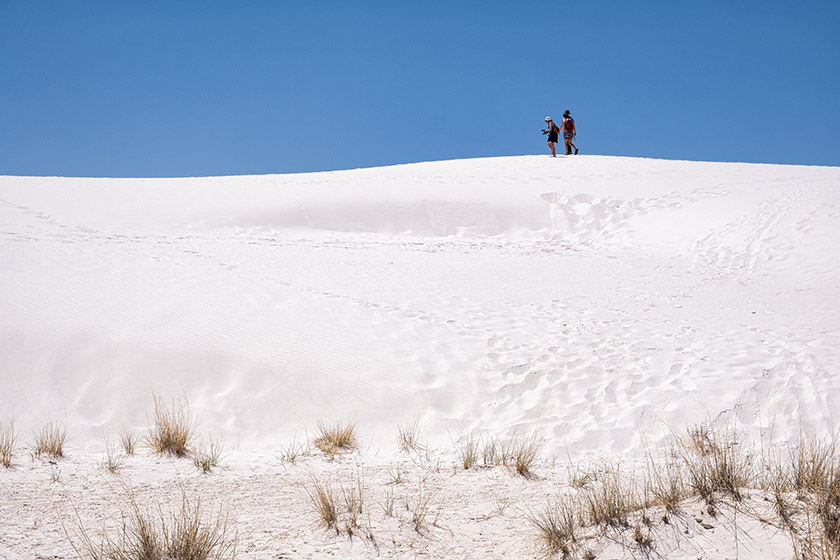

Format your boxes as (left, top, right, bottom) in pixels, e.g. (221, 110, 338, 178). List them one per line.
(547, 140, 556, 157)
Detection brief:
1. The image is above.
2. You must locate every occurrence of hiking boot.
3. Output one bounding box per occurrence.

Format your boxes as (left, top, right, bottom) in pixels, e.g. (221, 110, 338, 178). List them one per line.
(574, 148, 579, 155)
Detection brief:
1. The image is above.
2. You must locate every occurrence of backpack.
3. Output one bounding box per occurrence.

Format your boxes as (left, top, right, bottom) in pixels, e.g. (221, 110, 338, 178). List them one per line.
(564, 118, 575, 132)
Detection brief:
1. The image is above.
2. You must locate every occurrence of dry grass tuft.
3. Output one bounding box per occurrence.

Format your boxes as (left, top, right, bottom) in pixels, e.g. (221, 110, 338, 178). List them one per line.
(68, 490, 236, 560)
(457, 438, 479, 470)
(147, 394, 194, 457)
(584, 469, 638, 527)
(0, 419, 15, 468)
(120, 429, 138, 456)
(397, 418, 423, 452)
(192, 436, 223, 474)
(307, 479, 340, 533)
(34, 421, 66, 459)
(647, 457, 686, 514)
(527, 499, 577, 556)
(457, 433, 540, 477)
(793, 438, 837, 496)
(683, 427, 752, 506)
(409, 484, 432, 533)
(102, 444, 126, 474)
(505, 433, 541, 478)
(313, 420, 357, 457)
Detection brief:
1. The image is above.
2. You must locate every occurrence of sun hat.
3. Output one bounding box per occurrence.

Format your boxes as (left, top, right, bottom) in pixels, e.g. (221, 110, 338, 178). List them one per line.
(545, 116, 552, 121)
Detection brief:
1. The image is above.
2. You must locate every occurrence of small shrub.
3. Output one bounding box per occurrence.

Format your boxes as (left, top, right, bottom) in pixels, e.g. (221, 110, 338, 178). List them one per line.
(34, 421, 66, 459)
(0, 420, 15, 468)
(313, 420, 357, 457)
(147, 394, 194, 457)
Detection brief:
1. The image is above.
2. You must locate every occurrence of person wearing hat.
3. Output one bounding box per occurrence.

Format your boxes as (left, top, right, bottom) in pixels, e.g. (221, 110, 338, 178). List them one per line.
(542, 116, 560, 157)
(561, 110, 579, 155)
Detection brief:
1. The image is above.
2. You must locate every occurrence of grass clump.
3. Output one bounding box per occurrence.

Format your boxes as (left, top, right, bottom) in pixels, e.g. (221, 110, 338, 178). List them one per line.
(120, 429, 138, 456)
(313, 420, 357, 457)
(584, 469, 638, 527)
(683, 426, 752, 507)
(70, 490, 236, 560)
(147, 394, 194, 457)
(506, 433, 541, 478)
(0, 419, 15, 468)
(192, 436, 223, 474)
(306, 479, 340, 533)
(397, 418, 423, 452)
(527, 499, 577, 556)
(306, 475, 376, 541)
(34, 421, 66, 459)
(457, 438, 479, 470)
(102, 444, 126, 474)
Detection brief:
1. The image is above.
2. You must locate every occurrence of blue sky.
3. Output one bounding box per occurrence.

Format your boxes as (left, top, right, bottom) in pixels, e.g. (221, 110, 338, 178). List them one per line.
(1, 1, 838, 177)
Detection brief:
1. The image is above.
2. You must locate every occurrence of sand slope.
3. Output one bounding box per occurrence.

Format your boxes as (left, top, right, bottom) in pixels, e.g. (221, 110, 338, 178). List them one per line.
(2, 155, 839, 459)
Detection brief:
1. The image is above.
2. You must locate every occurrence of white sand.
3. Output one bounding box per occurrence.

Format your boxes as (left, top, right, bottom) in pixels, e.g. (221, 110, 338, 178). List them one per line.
(1, 155, 839, 558)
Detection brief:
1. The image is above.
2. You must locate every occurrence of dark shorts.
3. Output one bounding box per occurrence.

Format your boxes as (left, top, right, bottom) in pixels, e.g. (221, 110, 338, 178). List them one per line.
(548, 132, 558, 143)
(563, 131, 574, 140)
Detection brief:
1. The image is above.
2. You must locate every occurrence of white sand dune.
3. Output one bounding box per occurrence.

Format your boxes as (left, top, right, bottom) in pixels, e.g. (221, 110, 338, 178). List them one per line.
(1, 155, 839, 558)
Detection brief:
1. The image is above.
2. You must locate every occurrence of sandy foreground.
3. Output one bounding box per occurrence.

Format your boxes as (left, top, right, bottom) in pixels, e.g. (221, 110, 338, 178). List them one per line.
(1, 155, 839, 558)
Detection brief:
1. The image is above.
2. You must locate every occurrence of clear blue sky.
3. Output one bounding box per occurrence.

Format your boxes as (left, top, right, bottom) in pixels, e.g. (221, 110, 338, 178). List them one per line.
(1, 1, 838, 177)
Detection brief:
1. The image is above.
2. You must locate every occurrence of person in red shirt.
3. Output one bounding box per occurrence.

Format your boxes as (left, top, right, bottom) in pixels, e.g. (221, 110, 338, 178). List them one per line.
(561, 110, 579, 155)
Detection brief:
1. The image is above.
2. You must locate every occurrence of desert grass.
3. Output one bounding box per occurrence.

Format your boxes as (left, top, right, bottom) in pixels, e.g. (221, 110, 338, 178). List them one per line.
(278, 439, 307, 463)
(147, 394, 194, 457)
(67, 490, 236, 560)
(456, 433, 541, 477)
(683, 426, 752, 507)
(192, 436, 223, 474)
(409, 484, 432, 533)
(457, 438, 479, 470)
(341, 477, 366, 536)
(647, 455, 686, 515)
(33, 421, 66, 459)
(313, 420, 357, 457)
(583, 468, 638, 527)
(120, 429, 138, 455)
(526, 498, 577, 556)
(397, 417, 423, 452)
(0, 419, 15, 468)
(306, 479, 340, 533)
(506, 433, 541, 478)
(102, 443, 126, 474)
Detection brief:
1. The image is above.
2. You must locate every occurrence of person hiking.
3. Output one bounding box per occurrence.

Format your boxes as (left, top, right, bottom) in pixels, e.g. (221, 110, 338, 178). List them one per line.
(542, 117, 560, 157)
(561, 110, 579, 155)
